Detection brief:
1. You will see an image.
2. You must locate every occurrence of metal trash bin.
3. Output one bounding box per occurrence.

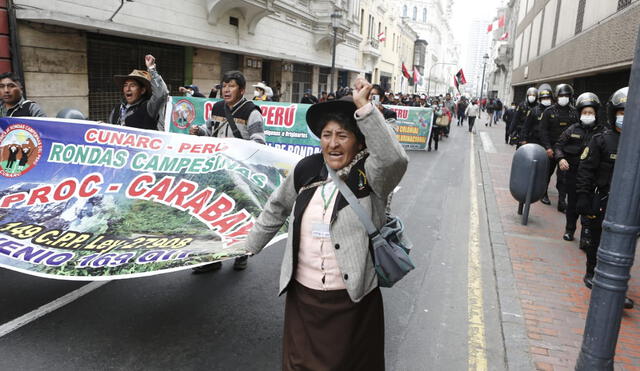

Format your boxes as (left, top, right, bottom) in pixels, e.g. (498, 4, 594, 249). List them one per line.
(509, 143, 549, 225)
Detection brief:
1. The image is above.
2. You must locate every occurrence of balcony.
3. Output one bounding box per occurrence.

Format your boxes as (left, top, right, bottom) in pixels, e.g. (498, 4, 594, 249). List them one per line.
(206, 0, 275, 34)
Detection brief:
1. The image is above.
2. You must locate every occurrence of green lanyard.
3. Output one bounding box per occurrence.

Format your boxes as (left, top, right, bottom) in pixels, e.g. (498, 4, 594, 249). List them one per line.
(321, 183, 338, 212)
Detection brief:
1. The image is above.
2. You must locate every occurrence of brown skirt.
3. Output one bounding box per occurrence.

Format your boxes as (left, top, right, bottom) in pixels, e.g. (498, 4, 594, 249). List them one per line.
(282, 280, 385, 371)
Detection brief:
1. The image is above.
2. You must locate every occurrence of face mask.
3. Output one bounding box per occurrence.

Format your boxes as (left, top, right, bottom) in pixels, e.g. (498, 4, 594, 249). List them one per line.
(540, 99, 551, 106)
(558, 97, 570, 106)
(511, 105, 516, 109)
(580, 115, 596, 126)
(254, 90, 260, 97)
(615, 115, 624, 129)
(186, 91, 193, 97)
(527, 96, 536, 103)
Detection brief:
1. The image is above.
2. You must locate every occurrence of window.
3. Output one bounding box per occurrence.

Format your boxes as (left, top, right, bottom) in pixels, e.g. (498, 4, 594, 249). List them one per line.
(360, 9, 364, 34)
(618, 0, 632, 11)
(423, 8, 427, 22)
(413, 6, 417, 21)
(403, 5, 407, 17)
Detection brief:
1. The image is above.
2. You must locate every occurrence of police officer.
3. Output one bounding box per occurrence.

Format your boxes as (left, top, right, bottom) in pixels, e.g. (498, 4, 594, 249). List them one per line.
(555, 92, 604, 242)
(508, 87, 538, 146)
(576, 87, 633, 309)
(539, 84, 579, 209)
(522, 83, 552, 146)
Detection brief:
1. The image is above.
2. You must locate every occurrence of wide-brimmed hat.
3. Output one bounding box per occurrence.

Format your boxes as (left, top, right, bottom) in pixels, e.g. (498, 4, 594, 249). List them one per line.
(113, 70, 152, 95)
(252, 82, 268, 91)
(306, 96, 358, 139)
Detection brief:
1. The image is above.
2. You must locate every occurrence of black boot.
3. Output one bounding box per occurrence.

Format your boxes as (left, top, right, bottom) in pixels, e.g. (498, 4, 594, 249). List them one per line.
(557, 193, 567, 213)
(541, 193, 551, 205)
(625, 297, 635, 309)
(583, 273, 594, 289)
(563, 230, 574, 241)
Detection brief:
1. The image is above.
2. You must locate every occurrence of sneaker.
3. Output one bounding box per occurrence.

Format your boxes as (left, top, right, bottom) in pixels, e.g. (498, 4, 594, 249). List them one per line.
(233, 255, 248, 270)
(192, 261, 222, 274)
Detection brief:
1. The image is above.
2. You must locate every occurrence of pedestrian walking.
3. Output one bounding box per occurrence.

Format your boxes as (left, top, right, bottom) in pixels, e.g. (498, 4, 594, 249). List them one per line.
(493, 98, 503, 125)
(539, 84, 579, 209)
(108, 54, 169, 131)
(456, 97, 468, 126)
(429, 103, 449, 151)
(576, 87, 633, 309)
(508, 87, 538, 146)
(555, 92, 604, 242)
(486, 99, 495, 127)
(465, 99, 479, 132)
(189, 70, 265, 272)
(245, 77, 408, 370)
(502, 102, 516, 144)
(0, 72, 46, 117)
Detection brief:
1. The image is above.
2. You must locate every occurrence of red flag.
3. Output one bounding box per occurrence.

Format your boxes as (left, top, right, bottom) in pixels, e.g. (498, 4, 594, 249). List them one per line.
(499, 32, 509, 41)
(402, 63, 411, 79)
(454, 69, 466, 92)
(377, 31, 386, 42)
(487, 15, 505, 33)
(413, 66, 421, 84)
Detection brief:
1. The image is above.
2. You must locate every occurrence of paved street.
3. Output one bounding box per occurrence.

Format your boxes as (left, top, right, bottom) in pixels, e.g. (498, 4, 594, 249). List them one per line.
(2, 115, 640, 370)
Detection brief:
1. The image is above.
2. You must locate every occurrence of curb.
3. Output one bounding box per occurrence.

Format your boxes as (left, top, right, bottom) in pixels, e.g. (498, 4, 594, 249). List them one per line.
(476, 137, 533, 370)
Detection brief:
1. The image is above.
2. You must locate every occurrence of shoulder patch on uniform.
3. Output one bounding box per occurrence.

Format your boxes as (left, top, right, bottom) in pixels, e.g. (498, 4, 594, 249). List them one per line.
(610, 154, 617, 160)
(570, 133, 581, 139)
(580, 147, 589, 160)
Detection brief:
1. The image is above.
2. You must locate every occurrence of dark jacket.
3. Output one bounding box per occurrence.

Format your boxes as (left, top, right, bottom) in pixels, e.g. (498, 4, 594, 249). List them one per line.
(108, 69, 169, 131)
(576, 129, 619, 196)
(555, 123, 604, 167)
(538, 104, 580, 150)
(509, 100, 537, 139)
(522, 103, 546, 144)
(0, 97, 46, 118)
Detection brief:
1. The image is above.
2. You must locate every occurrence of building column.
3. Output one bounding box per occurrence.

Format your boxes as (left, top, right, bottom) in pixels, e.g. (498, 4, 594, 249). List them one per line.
(311, 65, 320, 96)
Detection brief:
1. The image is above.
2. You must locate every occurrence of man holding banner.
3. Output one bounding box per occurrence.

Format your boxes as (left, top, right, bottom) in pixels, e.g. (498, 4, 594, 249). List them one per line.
(108, 54, 169, 131)
(190, 70, 266, 272)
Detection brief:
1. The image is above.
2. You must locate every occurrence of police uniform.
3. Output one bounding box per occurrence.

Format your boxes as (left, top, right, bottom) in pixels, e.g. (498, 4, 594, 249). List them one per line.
(508, 100, 537, 146)
(576, 129, 618, 278)
(522, 103, 546, 145)
(539, 103, 579, 203)
(555, 122, 604, 238)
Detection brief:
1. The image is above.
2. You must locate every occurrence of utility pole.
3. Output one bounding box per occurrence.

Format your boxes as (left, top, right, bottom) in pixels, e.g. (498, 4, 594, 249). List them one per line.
(575, 27, 640, 371)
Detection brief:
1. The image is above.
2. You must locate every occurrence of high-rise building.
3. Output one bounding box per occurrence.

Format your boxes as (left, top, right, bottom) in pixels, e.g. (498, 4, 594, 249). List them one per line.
(464, 19, 491, 97)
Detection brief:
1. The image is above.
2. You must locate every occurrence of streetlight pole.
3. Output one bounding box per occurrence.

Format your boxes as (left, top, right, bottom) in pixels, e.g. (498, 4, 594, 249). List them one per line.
(330, 11, 341, 94)
(479, 53, 489, 116)
(427, 62, 457, 97)
(576, 26, 640, 371)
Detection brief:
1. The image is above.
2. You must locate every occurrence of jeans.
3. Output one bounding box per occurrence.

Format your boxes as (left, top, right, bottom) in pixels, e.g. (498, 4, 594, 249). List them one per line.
(468, 116, 476, 132)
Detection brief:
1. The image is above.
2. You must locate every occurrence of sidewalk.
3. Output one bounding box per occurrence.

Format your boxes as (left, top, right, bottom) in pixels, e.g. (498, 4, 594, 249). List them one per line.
(475, 115, 640, 371)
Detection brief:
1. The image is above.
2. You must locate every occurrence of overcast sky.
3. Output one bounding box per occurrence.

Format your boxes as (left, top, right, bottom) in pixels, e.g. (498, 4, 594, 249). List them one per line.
(452, 0, 506, 53)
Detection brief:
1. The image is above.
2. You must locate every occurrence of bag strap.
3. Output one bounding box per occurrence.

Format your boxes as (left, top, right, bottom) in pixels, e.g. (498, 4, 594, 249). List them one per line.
(326, 164, 379, 237)
(222, 103, 243, 139)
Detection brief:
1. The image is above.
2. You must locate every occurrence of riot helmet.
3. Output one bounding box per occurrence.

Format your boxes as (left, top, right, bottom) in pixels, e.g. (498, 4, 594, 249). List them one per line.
(555, 84, 574, 97)
(576, 92, 600, 126)
(575, 92, 600, 111)
(607, 87, 628, 129)
(538, 83, 553, 107)
(526, 87, 538, 104)
(56, 108, 86, 120)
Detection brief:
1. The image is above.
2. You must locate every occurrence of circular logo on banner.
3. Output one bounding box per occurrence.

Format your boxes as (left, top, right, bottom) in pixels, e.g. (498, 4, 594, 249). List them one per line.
(172, 99, 196, 129)
(0, 123, 43, 177)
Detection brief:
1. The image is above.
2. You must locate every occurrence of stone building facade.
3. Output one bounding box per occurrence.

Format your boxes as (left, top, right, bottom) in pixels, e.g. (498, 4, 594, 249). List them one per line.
(509, 0, 640, 104)
(8, 0, 365, 118)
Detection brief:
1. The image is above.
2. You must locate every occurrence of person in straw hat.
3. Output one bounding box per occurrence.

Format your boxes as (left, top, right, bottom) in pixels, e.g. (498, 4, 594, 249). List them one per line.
(108, 54, 169, 131)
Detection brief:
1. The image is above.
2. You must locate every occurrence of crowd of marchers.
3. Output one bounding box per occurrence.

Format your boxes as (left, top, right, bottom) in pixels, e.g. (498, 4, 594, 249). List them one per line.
(504, 83, 633, 310)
